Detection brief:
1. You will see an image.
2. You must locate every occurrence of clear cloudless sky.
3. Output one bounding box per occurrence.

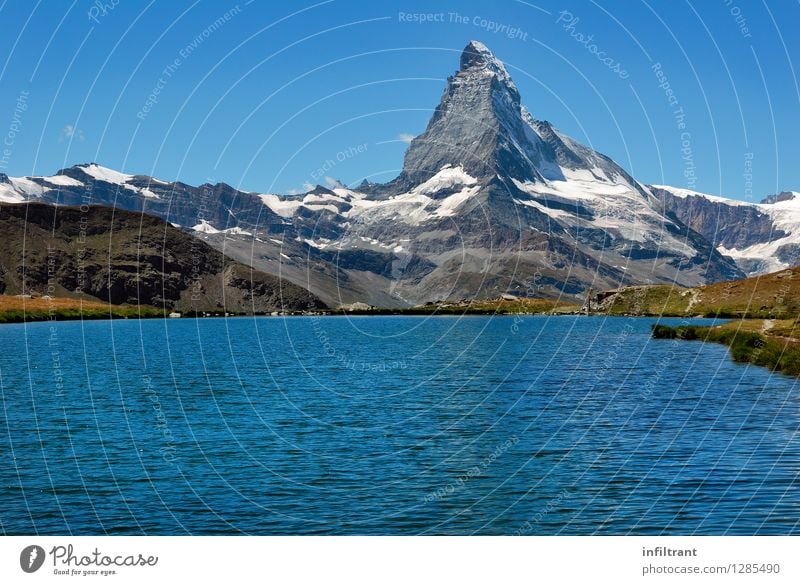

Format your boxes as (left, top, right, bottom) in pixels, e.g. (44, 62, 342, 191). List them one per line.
(0, 0, 798, 201)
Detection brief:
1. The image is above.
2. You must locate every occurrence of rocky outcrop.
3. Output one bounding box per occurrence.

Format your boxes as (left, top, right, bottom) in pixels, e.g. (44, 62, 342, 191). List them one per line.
(653, 186, 786, 250)
(653, 185, 800, 275)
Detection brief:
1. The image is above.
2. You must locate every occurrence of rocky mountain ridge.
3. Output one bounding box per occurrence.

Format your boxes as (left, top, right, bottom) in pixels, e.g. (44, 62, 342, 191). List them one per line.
(653, 185, 800, 275)
(0, 41, 747, 306)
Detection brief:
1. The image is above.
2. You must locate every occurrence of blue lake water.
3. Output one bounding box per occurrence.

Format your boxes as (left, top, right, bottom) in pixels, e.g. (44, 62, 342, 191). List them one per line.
(1, 315, 798, 535)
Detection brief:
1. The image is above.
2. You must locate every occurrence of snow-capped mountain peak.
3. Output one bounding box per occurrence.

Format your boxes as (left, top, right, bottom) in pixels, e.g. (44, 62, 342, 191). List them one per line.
(459, 40, 518, 91)
(395, 41, 648, 200)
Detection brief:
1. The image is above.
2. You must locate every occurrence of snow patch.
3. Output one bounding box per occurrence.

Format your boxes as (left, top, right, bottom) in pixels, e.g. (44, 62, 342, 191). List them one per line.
(412, 166, 477, 195)
(259, 194, 303, 217)
(136, 187, 160, 199)
(434, 185, 480, 217)
(80, 164, 133, 185)
(40, 174, 84, 187)
(0, 183, 26, 202)
(225, 226, 252, 236)
(192, 220, 221, 234)
(10, 178, 48, 197)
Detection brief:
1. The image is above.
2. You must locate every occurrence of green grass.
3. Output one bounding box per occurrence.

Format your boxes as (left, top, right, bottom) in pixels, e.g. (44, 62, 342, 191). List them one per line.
(0, 296, 167, 324)
(602, 286, 692, 316)
(652, 323, 800, 376)
(601, 267, 800, 319)
(0, 307, 167, 324)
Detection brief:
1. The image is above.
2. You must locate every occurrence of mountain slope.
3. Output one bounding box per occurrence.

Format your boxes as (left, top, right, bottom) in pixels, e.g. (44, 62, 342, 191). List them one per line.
(596, 264, 800, 319)
(0, 42, 744, 305)
(0, 203, 326, 312)
(653, 185, 800, 275)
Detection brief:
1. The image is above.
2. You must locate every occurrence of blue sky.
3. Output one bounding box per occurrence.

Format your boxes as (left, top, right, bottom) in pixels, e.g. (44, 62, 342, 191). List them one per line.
(0, 0, 798, 201)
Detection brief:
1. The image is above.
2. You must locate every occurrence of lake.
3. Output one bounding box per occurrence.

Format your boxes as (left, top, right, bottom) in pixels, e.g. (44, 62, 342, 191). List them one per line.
(1, 315, 798, 535)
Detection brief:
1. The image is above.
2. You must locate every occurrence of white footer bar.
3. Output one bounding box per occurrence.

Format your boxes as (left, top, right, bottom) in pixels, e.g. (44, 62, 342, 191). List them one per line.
(1, 536, 796, 584)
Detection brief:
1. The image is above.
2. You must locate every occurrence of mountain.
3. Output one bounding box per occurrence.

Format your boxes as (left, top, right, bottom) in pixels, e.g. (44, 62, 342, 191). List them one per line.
(0, 202, 326, 313)
(391, 41, 645, 193)
(653, 185, 800, 275)
(0, 41, 743, 306)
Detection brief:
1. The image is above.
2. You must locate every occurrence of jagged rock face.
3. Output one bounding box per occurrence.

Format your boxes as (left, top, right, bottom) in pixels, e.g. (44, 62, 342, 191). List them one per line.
(398, 41, 545, 188)
(762, 191, 797, 204)
(652, 185, 800, 276)
(653, 186, 786, 250)
(1, 42, 747, 305)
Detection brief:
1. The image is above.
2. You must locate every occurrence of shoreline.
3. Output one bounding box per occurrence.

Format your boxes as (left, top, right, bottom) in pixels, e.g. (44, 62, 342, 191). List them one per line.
(0, 295, 582, 324)
(652, 321, 800, 377)
(1, 310, 720, 326)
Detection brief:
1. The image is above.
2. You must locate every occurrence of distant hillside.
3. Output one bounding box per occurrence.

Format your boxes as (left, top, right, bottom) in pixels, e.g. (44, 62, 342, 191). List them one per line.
(0, 203, 326, 313)
(596, 266, 800, 319)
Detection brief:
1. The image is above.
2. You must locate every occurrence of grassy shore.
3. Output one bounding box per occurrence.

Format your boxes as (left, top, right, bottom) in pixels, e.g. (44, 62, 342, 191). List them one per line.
(0, 296, 166, 324)
(652, 319, 800, 376)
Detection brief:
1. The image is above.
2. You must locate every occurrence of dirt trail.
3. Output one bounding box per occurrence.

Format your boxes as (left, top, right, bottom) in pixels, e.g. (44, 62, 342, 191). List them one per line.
(684, 288, 701, 313)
